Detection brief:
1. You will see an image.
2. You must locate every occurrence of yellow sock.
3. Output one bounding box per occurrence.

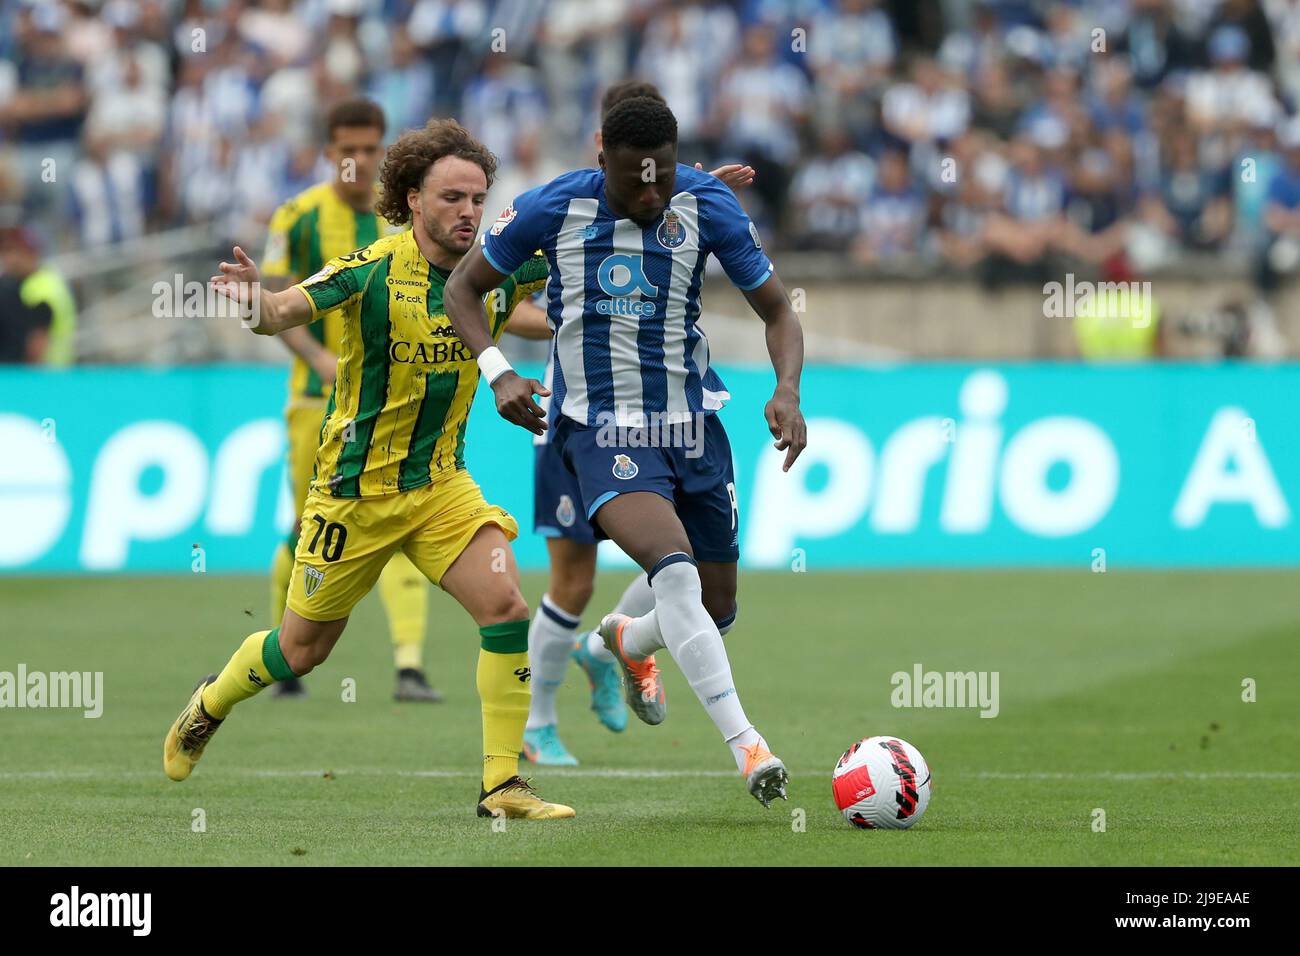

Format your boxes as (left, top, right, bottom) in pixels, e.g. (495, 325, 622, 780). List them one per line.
(269, 542, 294, 626)
(201, 628, 296, 719)
(477, 620, 531, 790)
(378, 551, 427, 671)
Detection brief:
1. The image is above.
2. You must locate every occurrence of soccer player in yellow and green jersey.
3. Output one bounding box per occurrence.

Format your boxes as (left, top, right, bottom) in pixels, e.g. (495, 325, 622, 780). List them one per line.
(165, 119, 573, 820)
(261, 99, 441, 702)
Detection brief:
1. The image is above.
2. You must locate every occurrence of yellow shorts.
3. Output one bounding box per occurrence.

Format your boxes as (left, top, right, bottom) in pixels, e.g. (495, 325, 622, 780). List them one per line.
(285, 399, 328, 521)
(285, 469, 518, 622)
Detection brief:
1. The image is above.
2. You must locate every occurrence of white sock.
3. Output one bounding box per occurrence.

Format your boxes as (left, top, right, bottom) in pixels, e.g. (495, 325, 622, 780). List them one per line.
(620, 609, 663, 660)
(621, 598, 735, 658)
(649, 557, 761, 770)
(525, 594, 580, 730)
(590, 574, 656, 662)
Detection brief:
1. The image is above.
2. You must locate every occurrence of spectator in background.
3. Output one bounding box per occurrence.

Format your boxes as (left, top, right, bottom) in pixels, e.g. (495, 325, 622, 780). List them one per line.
(715, 23, 811, 223)
(73, 49, 167, 246)
(0, 3, 88, 223)
(0, 224, 76, 366)
(1212, 0, 1277, 73)
(853, 148, 926, 264)
(809, 0, 895, 136)
(369, 30, 436, 135)
(460, 52, 545, 171)
(881, 57, 971, 149)
(1118, 0, 1204, 89)
(1142, 128, 1233, 250)
(635, 1, 739, 160)
(1232, 109, 1282, 251)
(788, 127, 874, 251)
(970, 60, 1022, 140)
(1258, 116, 1300, 290)
(937, 0, 1008, 81)
(980, 136, 1067, 283)
(1186, 25, 1277, 135)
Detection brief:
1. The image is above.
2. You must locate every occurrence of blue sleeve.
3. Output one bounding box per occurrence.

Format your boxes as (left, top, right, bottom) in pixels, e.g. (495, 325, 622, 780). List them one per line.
(701, 184, 775, 292)
(480, 183, 552, 275)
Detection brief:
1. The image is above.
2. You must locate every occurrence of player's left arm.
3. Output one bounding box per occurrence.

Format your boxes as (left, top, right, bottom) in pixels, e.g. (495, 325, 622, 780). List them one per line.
(704, 183, 807, 470)
(744, 273, 807, 472)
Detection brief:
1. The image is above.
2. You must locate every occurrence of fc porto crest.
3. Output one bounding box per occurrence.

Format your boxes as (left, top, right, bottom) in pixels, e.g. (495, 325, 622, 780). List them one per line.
(656, 208, 686, 249)
(612, 454, 639, 480)
(303, 565, 325, 597)
(556, 494, 577, 528)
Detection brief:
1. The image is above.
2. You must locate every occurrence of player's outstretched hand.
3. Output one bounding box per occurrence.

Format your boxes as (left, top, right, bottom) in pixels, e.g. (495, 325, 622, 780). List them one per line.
(210, 246, 262, 311)
(764, 386, 807, 472)
(699, 161, 755, 191)
(492, 370, 551, 435)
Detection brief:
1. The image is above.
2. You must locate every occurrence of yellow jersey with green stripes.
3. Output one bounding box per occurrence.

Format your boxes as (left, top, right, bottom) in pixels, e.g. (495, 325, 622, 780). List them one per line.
(295, 228, 548, 499)
(263, 181, 399, 399)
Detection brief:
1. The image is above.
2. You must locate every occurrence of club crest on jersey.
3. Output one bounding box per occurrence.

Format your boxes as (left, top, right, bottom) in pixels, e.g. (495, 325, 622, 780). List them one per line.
(612, 454, 639, 480)
(303, 566, 325, 597)
(489, 205, 517, 236)
(556, 494, 577, 527)
(656, 209, 686, 249)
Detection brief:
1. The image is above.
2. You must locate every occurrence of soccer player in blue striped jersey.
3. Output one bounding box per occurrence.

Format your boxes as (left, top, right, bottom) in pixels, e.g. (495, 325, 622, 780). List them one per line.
(445, 96, 807, 807)
(521, 80, 756, 768)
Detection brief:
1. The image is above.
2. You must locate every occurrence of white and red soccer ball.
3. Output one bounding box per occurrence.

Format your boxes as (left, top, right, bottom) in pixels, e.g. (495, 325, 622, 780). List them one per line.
(832, 736, 932, 830)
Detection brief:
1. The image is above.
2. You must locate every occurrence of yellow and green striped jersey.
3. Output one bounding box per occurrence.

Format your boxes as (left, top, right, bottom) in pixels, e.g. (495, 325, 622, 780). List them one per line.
(295, 228, 548, 498)
(263, 181, 400, 399)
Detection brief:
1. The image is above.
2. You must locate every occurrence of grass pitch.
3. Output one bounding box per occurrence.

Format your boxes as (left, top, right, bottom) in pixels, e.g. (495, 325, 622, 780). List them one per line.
(1, 570, 1297, 866)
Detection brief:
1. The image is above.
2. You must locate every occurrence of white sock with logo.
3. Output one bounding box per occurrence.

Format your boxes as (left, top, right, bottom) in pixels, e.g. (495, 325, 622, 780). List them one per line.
(645, 556, 761, 770)
(588, 573, 655, 663)
(526, 594, 580, 730)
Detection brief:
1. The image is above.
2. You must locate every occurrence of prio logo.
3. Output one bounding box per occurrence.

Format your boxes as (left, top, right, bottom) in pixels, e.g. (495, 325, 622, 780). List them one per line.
(596, 254, 657, 316)
(0, 414, 72, 567)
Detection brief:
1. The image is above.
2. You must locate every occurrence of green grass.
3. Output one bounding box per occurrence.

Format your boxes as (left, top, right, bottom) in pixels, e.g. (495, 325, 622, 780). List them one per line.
(1, 570, 1297, 866)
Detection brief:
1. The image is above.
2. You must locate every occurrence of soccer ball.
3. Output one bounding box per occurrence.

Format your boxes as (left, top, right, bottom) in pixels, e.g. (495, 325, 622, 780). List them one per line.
(832, 736, 931, 830)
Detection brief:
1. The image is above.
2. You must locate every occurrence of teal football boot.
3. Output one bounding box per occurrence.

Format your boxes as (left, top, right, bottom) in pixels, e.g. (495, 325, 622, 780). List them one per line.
(522, 724, 579, 766)
(571, 632, 628, 733)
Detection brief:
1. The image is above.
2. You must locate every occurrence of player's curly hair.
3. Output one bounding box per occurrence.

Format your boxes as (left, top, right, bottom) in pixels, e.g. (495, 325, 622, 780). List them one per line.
(600, 96, 678, 153)
(376, 119, 497, 225)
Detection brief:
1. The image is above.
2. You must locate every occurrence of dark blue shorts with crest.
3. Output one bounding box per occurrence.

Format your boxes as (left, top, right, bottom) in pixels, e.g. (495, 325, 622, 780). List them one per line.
(549, 412, 740, 564)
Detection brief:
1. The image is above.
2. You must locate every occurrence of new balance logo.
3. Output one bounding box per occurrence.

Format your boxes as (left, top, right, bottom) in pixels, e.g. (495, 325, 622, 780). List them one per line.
(248, 669, 267, 688)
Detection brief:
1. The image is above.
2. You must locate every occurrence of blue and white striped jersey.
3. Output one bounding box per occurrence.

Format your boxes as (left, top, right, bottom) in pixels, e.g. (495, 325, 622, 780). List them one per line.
(481, 163, 774, 428)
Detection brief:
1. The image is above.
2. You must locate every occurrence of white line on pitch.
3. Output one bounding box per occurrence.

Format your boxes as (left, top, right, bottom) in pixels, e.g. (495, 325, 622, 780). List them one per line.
(1, 768, 1298, 782)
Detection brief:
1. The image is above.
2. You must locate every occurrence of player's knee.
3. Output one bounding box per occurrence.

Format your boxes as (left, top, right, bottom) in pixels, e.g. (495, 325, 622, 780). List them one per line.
(702, 590, 736, 626)
(282, 638, 330, 676)
(480, 587, 530, 626)
(278, 617, 341, 675)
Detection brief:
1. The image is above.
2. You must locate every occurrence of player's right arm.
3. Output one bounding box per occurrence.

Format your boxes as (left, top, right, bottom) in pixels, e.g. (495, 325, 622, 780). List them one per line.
(447, 191, 557, 434)
(209, 245, 315, 335)
(445, 243, 551, 434)
(262, 202, 340, 382)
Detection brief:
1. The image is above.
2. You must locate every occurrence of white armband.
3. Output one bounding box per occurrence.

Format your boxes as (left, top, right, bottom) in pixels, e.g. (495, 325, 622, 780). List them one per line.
(477, 345, 514, 385)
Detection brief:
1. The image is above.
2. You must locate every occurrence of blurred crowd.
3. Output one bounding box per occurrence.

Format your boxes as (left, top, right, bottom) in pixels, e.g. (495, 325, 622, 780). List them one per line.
(6, 0, 1300, 359)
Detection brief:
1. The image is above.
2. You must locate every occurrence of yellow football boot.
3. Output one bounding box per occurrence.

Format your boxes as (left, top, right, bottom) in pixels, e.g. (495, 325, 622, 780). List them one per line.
(476, 776, 575, 820)
(163, 675, 223, 782)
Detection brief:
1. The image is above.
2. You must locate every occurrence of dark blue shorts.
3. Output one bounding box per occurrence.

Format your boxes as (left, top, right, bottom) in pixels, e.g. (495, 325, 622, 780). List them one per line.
(551, 413, 740, 564)
(533, 440, 598, 544)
